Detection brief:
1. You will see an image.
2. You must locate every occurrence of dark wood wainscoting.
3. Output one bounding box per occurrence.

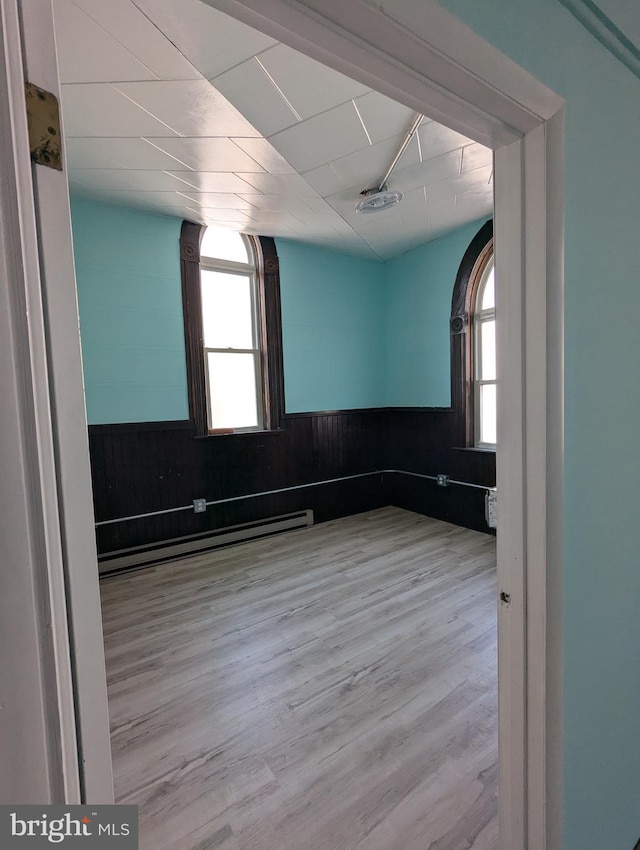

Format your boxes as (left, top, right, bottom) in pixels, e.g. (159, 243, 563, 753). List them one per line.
(381, 409, 495, 533)
(89, 408, 496, 555)
(89, 412, 385, 554)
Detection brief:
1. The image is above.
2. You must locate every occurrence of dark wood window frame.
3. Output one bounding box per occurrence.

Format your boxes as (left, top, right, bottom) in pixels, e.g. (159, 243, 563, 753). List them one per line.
(450, 219, 494, 449)
(180, 221, 285, 436)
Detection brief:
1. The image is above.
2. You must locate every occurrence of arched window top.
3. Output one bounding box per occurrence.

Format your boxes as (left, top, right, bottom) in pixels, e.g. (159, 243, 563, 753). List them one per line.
(200, 226, 252, 266)
(477, 255, 495, 311)
(472, 249, 496, 448)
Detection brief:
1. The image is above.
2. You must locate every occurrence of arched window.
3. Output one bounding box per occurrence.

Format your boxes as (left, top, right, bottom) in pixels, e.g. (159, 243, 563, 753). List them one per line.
(450, 219, 496, 449)
(472, 252, 496, 447)
(180, 223, 284, 436)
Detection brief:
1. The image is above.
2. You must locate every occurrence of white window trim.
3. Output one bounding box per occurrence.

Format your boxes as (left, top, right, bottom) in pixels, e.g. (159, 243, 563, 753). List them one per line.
(200, 235, 265, 433)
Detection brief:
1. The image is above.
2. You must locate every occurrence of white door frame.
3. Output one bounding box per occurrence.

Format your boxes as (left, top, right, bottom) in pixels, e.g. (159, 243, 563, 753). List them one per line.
(0, 0, 113, 804)
(3, 0, 563, 846)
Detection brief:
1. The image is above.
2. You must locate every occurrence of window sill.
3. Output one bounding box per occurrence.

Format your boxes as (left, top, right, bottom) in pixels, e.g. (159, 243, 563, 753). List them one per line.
(452, 445, 496, 454)
(194, 428, 284, 440)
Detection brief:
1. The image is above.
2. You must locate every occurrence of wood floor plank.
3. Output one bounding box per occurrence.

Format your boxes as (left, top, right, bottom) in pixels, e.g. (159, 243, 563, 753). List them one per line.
(100, 506, 497, 849)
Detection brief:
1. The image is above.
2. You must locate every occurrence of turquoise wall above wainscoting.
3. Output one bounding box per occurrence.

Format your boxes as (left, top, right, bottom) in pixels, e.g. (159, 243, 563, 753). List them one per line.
(276, 238, 387, 412)
(71, 198, 189, 424)
(71, 196, 487, 422)
(384, 219, 490, 408)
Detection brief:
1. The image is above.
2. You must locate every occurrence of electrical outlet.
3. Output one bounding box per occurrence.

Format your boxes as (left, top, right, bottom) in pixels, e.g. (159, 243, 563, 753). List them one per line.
(485, 488, 497, 528)
(193, 498, 207, 514)
(436, 474, 449, 487)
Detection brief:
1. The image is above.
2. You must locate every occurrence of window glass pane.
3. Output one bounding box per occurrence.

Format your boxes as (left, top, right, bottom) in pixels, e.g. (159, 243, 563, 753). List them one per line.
(480, 383, 497, 445)
(207, 352, 259, 430)
(480, 261, 495, 310)
(201, 271, 254, 349)
(200, 227, 250, 264)
(480, 319, 496, 381)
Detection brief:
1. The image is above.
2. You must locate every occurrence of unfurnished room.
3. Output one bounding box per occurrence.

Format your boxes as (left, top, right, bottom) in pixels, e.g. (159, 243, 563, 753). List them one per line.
(53, 0, 497, 847)
(7, 0, 640, 849)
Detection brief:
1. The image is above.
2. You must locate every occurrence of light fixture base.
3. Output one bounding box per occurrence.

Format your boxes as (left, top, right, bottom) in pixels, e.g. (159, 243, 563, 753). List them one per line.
(355, 190, 403, 214)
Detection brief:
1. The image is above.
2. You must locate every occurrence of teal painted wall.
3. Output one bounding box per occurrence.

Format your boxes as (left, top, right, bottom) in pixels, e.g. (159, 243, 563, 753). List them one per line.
(384, 219, 488, 407)
(72, 197, 482, 421)
(71, 198, 188, 424)
(409, 1, 640, 848)
(276, 238, 386, 411)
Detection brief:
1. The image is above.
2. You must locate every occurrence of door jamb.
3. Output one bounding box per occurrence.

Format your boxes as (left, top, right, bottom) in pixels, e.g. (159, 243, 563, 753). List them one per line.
(6, 0, 564, 846)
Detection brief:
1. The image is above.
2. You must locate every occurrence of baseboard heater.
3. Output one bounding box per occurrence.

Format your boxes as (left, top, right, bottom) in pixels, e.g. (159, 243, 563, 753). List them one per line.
(98, 509, 313, 578)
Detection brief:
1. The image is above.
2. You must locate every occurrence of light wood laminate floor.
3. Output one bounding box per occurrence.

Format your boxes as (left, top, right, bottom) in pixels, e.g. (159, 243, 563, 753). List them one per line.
(100, 506, 497, 850)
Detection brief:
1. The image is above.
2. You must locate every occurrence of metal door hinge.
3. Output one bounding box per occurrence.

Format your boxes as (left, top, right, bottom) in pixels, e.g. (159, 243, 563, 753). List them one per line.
(25, 82, 62, 170)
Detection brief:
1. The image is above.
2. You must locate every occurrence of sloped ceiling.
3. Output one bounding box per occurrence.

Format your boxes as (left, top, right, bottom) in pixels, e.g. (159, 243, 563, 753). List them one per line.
(54, 0, 493, 260)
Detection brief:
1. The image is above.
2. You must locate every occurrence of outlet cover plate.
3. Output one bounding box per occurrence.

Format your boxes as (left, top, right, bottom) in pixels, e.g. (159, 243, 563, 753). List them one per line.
(193, 498, 207, 514)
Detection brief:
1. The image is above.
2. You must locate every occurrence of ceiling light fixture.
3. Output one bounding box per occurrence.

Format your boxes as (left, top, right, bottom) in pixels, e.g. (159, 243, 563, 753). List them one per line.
(355, 111, 423, 214)
(355, 189, 404, 214)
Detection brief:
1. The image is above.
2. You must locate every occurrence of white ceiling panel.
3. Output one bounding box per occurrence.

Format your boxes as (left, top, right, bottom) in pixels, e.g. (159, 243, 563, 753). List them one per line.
(269, 102, 371, 174)
(69, 168, 199, 192)
(426, 165, 493, 204)
(62, 84, 180, 137)
(70, 185, 201, 215)
(56, 0, 492, 259)
(301, 164, 347, 197)
(234, 173, 319, 197)
(329, 135, 420, 193)
(54, 0, 157, 84)
(145, 138, 266, 172)
(346, 216, 390, 238)
(418, 121, 476, 162)
(231, 138, 295, 173)
(455, 192, 494, 222)
(198, 217, 261, 232)
(397, 220, 436, 248)
(113, 191, 202, 210)
(461, 143, 494, 173)
(299, 197, 336, 215)
(426, 197, 465, 230)
(298, 216, 357, 238)
(65, 137, 194, 170)
(190, 208, 255, 222)
(70, 0, 200, 81)
(128, 192, 202, 214)
(353, 91, 419, 145)
(236, 195, 319, 217)
(165, 172, 259, 193)
(69, 170, 142, 192)
(175, 192, 257, 210)
(256, 44, 369, 120)
(133, 0, 277, 79)
(212, 59, 299, 137)
(114, 171, 201, 191)
(65, 138, 126, 170)
(243, 210, 306, 228)
(389, 150, 463, 194)
(115, 81, 261, 138)
(397, 187, 430, 218)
